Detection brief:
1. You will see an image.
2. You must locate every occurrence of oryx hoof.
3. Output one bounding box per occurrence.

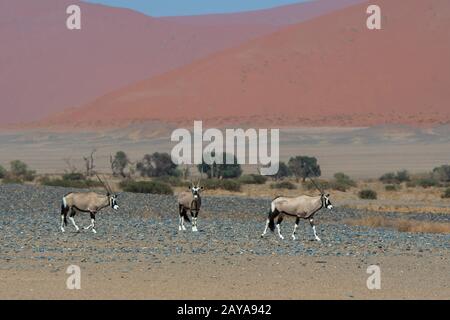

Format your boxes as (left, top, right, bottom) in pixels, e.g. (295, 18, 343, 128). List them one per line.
(279, 235, 284, 240)
(291, 235, 296, 240)
(192, 226, 198, 232)
(61, 228, 65, 233)
(92, 229, 97, 234)
(315, 237, 321, 242)
(260, 234, 265, 238)
(178, 226, 182, 231)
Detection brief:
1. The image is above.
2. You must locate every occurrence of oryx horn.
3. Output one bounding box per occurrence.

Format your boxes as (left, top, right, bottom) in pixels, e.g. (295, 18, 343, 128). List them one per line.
(305, 165, 324, 194)
(95, 173, 112, 195)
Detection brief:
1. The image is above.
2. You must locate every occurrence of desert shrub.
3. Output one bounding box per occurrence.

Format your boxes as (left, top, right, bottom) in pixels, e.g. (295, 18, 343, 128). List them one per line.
(2, 176, 23, 184)
(238, 174, 268, 185)
(358, 189, 377, 200)
(270, 162, 292, 180)
(218, 179, 242, 192)
(432, 165, 450, 182)
(198, 153, 242, 179)
(201, 179, 219, 190)
(416, 177, 440, 188)
(10, 160, 28, 176)
(111, 151, 130, 177)
(379, 172, 396, 184)
(9, 160, 36, 181)
(136, 152, 178, 177)
(23, 171, 36, 182)
(288, 156, 321, 182)
(331, 172, 356, 192)
(442, 188, 450, 199)
(9, 160, 35, 181)
(385, 184, 401, 191)
(199, 179, 219, 190)
(202, 179, 241, 192)
(380, 170, 410, 184)
(40, 177, 103, 189)
(270, 181, 296, 190)
(153, 176, 189, 187)
(396, 170, 410, 183)
(62, 172, 85, 181)
(152, 176, 191, 187)
(331, 181, 349, 192)
(119, 180, 173, 195)
(0, 165, 6, 179)
(406, 181, 417, 188)
(218, 162, 242, 179)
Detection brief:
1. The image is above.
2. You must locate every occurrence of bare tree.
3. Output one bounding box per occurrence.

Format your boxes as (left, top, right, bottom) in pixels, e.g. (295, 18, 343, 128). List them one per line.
(63, 157, 79, 174)
(83, 148, 96, 177)
(110, 155, 117, 176)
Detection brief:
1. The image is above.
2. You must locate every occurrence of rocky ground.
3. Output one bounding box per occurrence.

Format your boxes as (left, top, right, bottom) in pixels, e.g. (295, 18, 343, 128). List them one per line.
(0, 184, 449, 299)
(1, 184, 449, 262)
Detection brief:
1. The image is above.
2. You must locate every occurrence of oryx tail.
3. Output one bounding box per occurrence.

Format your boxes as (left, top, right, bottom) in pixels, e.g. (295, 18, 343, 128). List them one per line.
(60, 194, 71, 226)
(268, 196, 280, 232)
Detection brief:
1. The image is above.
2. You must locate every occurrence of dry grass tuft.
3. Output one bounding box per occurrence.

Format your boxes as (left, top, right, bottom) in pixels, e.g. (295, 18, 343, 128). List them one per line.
(346, 216, 450, 234)
(340, 204, 450, 215)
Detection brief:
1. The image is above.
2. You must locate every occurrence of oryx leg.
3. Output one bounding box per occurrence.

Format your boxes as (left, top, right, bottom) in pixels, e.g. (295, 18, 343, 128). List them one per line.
(178, 205, 185, 231)
(178, 216, 183, 231)
(261, 219, 270, 238)
(182, 209, 188, 231)
(276, 215, 284, 240)
(84, 212, 97, 234)
(60, 203, 69, 233)
(262, 208, 278, 238)
(191, 209, 198, 232)
(91, 213, 97, 234)
(309, 218, 321, 241)
(68, 208, 80, 232)
(291, 217, 300, 240)
(60, 214, 66, 233)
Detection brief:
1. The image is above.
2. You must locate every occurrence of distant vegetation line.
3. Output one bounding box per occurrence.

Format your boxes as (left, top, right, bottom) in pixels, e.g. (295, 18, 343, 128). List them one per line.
(1, 151, 449, 200)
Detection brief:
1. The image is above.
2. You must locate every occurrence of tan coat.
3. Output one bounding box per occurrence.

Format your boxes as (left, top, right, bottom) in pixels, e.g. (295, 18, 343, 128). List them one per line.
(63, 192, 110, 213)
(272, 195, 322, 219)
(178, 191, 201, 210)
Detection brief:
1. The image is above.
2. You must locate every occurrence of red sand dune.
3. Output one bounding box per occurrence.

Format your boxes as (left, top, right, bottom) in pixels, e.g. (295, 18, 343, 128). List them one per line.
(0, 0, 365, 125)
(36, 0, 450, 129)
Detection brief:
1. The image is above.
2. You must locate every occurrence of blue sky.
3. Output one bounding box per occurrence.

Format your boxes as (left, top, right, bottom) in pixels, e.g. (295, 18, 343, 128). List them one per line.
(83, 0, 309, 17)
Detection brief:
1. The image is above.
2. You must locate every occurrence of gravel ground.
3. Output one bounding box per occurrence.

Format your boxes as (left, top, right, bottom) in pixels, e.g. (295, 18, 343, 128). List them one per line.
(0, 184, 449, 268)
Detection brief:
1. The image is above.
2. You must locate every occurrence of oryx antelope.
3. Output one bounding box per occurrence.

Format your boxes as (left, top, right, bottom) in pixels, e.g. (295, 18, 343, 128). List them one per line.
(177, 173, 203, 232)
(261, 178, 333, 241)
(60, 175, 119, 234)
